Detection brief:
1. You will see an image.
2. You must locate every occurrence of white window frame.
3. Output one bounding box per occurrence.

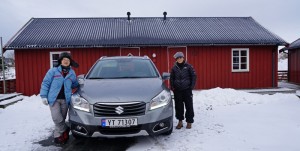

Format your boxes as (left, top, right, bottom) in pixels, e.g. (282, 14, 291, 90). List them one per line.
(49, 51, 70, 68)
(231, 48, 249, 72)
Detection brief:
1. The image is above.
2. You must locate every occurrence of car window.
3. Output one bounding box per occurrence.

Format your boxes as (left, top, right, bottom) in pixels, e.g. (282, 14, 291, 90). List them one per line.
(87, 59, 159, 79)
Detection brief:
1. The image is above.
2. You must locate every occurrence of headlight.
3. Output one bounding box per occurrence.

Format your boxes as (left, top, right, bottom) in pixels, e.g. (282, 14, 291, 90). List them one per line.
(150, 90, 171, 110)
(71, 94, 90, 112)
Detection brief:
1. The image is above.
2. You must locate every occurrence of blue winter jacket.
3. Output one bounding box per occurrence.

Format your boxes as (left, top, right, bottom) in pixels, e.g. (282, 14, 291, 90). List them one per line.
(40, 65, 79, 106)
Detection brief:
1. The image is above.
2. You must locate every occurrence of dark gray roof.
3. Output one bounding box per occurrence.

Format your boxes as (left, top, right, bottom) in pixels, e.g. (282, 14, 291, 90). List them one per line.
(285, 38, 300, 50)
(4, 17, 287, 49)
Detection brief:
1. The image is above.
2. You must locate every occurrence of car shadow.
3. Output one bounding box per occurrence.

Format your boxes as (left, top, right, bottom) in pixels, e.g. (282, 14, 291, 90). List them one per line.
(35, 134, 137, 151)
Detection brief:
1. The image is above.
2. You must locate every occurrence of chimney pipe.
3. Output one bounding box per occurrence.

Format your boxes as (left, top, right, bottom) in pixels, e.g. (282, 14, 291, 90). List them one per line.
(127, 12, 131, 21)
(163, 12, 167, 20)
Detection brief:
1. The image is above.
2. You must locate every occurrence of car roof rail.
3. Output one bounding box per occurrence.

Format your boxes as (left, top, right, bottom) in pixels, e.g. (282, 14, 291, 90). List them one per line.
(100, 56, 107, 60)
(143, 55, 149, 59)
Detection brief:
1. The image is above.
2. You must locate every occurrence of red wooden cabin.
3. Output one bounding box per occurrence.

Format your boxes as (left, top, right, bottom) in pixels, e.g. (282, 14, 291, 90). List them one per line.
(281, 38, 300, 84)
(3, 16, 287, 96)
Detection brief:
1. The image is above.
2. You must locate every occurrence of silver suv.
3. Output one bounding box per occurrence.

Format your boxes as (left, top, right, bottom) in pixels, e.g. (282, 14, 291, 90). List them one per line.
(69, 56, 173, 138)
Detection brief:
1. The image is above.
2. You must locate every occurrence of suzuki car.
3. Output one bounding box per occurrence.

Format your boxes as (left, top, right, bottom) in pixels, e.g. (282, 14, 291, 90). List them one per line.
(69, 56, 173, 138)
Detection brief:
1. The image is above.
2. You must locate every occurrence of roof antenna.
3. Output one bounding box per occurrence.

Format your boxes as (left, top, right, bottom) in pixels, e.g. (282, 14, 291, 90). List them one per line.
(163, 11, 167, 20)
(127, 12, 131, 21)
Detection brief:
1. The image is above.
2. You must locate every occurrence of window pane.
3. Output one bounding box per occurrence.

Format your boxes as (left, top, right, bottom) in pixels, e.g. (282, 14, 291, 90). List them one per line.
(53, 61, 58, 67)
(233, 64, 239, 69)
(241, 57, 247, 63)
(232, 49, 248, 71)
(241, 63, 247, 69)
(233, 57, 239, 63)
(52, 54, 59, 60)
(233, 51, 239, 56)
(241, 50, 247, 56)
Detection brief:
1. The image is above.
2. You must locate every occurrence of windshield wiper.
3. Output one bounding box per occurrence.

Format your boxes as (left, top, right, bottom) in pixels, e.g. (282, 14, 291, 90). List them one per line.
(117, 76, 143, 78)
(88, 76, 156, 79)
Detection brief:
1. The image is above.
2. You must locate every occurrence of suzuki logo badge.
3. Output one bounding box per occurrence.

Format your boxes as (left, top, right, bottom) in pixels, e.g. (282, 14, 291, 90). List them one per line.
(115, 106, 124, 114)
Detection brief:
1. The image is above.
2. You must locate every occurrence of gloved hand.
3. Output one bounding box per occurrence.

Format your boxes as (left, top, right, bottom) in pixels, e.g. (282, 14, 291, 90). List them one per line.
(42, 98, 48, 106)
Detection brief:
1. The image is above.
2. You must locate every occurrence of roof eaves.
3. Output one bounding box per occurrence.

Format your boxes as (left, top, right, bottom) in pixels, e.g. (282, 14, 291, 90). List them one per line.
(3, 18, 35, 50)
(6, 42, 284, 50)
(282, 38, 300, 50)
(284, 46, 300, 50)
(249, 17, 288, 46)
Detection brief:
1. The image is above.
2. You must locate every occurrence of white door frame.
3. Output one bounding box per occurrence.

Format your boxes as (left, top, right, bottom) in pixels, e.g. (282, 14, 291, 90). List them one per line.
(167, 46, 188, 72)
(120, 47, 141, 56)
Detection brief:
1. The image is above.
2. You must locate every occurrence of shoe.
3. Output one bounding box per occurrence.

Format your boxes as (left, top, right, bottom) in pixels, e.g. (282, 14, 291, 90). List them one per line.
(186, 123, 192, 129)
(176, 121, 183, 129)
(62, 127, 70, 142)
(54, 135, 66, 145)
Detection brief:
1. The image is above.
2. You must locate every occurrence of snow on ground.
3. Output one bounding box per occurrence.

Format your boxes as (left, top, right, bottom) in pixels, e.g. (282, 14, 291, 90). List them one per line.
(0, 95, 54, 150)
(278, 58, 287, 71)
(129, 88, 300, 151)
(0, 67, 16, 80)
(1, 88, 300, 151)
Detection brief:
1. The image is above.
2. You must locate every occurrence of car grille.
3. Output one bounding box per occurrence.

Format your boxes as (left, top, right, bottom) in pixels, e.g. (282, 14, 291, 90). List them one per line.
(94, 102, 146, 117)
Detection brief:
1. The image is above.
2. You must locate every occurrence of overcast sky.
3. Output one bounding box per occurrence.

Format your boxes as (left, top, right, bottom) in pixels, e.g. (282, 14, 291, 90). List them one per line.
(0, 0, 299, 46)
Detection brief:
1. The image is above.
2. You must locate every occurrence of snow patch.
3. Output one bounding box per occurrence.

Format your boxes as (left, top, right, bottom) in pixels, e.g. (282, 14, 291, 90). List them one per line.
(1, 88, 300, 151)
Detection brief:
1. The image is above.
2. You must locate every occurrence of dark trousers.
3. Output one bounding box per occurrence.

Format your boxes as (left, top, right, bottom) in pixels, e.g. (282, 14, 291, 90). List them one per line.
(174, 89, 194, 123)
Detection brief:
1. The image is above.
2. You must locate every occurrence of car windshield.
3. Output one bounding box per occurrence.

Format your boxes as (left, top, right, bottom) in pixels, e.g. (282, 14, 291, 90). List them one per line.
(87, 58, 159, 79)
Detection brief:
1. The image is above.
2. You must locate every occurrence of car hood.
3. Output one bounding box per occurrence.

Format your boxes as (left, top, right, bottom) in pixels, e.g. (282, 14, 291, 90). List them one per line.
(77, 78, 166, 104)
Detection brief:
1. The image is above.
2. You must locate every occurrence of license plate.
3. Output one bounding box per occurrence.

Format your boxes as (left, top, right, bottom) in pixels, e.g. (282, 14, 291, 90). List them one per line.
(101, 118, 138, 128)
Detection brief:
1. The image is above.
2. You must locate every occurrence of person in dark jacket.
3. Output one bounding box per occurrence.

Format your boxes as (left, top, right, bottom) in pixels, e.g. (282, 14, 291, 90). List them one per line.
(170, 52, 197, 129)
(40, 52, 79, 144)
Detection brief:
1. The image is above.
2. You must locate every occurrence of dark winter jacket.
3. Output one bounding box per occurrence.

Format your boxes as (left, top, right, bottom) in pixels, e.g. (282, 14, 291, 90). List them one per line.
(170, 62, 197, 91)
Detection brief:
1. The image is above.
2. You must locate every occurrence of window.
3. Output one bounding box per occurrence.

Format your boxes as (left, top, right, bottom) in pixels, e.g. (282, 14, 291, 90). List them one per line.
(232, 48, 249, 72)
(50, 51, 70, 68)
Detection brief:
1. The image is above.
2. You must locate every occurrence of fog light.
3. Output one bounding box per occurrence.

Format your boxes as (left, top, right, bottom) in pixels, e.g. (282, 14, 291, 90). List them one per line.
(74, 125, 88, 135)
(76, 125, 82, 130)
(159, 122, 165, 127)
(153, 122, 168, 132)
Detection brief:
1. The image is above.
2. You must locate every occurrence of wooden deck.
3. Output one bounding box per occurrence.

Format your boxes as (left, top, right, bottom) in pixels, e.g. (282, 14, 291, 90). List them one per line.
(0, 93, 23, 108)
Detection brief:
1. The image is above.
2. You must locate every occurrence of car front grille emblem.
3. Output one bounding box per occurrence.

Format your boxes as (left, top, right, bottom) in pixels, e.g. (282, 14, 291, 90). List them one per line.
(115, 106, 124, 114)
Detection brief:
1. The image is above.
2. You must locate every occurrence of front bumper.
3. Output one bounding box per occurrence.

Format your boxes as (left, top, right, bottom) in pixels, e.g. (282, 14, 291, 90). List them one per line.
(69, 101, 173, 138)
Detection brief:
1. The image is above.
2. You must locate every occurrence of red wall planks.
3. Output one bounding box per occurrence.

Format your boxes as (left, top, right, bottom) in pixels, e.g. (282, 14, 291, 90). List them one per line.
(14, 45, 278, 95)
(289, 49, 300, 84)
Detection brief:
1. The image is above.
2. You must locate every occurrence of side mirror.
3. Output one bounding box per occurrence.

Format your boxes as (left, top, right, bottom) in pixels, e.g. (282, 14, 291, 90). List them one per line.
(77, 74, 85, 85)
(162, 72, 170, 80)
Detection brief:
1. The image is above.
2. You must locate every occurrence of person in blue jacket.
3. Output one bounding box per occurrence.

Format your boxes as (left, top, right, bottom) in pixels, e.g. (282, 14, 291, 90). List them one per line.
(40, 52, 79, 144)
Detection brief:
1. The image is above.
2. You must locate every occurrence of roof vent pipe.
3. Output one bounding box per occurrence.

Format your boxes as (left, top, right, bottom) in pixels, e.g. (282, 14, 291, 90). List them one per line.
(127, 12, 131, 21)
(163, 12, 167, 20)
